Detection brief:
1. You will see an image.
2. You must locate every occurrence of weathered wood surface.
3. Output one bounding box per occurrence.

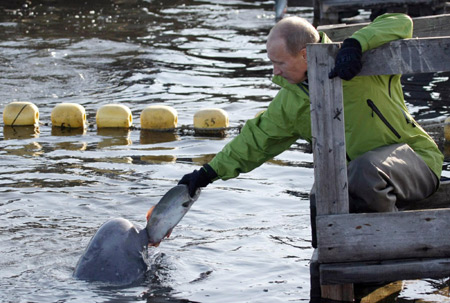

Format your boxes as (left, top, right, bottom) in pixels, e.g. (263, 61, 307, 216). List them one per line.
(310, 250, 321, 300)
(307, 37, 450, 78)
(313, 250, 355, 301)
(357, 281, 404, 303)
(316, 208, 450, 263)
(320, 258, 450, 284)
(403, 180, 450, 210)
(307, 41, 354, 303)
(306, 38, 450, 216)
(359, 37, 450, 76)
(320, 0, 444, 9)
(321, 284, 355, 301)
(307, 35, 450, 300)
(314, 0, 447, 25)
(306, 43, 349, 216)
(319, 14, 450, 41)
(288, 0, 313, 6)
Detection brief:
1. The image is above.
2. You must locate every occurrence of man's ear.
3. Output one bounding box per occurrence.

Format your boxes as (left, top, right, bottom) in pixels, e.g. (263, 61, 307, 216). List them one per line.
(300, 48, 307, 61)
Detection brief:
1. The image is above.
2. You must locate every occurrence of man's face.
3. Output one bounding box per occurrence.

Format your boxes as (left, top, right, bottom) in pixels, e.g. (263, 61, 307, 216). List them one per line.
(267, 37, 307, 84)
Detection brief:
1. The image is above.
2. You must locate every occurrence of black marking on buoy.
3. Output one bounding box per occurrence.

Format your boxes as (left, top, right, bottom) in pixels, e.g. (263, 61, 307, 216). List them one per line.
(11, 104, 29, 126)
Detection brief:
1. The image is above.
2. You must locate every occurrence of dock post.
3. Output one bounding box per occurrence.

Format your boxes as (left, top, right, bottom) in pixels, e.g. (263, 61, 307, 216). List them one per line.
(307, 42, 354, 301)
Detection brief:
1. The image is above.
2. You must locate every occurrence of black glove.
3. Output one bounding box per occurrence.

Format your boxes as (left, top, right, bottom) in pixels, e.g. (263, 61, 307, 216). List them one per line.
(178, 164, 218, 197)
(328, 38, 362, 81)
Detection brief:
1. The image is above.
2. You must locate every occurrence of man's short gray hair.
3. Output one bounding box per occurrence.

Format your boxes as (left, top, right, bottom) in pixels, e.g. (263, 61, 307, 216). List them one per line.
(268, 16, 320, 56)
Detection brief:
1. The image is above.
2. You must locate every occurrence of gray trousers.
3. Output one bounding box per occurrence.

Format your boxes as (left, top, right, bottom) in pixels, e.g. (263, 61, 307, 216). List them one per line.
(310, 143, 439, 247)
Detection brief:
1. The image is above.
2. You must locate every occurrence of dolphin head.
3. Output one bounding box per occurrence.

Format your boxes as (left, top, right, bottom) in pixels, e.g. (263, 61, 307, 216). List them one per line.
(73, 218, 149, 286)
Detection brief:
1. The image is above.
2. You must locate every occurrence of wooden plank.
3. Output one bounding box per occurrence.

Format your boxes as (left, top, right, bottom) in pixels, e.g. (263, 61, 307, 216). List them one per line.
(316, 208, 450, 263)
(306, 43, 349, 215)
(321, 0, 438, 5)
(307, 37, 450, 78)
(319, 14, 450, 41)
(310, 249, 321, 300)
(320, 258, 450, 284)
(311, 249, 355, 301)
(410, 14, 450, 38)
(288, 0, 313, 6)
(401, 180, 450, 210)
(307, 42, 355, 303)
(321, 284, 355, 301)
(358, 281, 404, 303)
(313, 0, 321, 26)
(320, 0, 441, 10)
(359, 37, 450, 75)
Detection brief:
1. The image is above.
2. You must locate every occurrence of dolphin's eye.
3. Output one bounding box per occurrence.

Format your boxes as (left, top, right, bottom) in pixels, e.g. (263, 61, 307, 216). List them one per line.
(182, 202, 190, 207)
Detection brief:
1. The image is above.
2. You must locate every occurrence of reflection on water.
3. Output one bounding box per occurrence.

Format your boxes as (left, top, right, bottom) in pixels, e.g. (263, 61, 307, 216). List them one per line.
(51, 126, 86, 136)
(0, 1, 449, 303)
(3, 125, 40, 139)
(102, 156, 134, 164)
(55, 141, 87, 151)
(189, 154, 217, 166)
(140, 130, 179, 145)
(97, 128, 132, 148)
(141, 155, 177, 164)
(2, 141, 44, 157)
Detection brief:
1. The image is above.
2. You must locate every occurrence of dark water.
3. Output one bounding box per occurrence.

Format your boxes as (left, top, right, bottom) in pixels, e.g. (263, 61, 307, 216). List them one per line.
(0, 1, 449, 302)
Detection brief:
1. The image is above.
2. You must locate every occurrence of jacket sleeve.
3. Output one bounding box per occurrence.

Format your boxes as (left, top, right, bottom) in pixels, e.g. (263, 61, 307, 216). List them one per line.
(208, 87, 311, 180)
(351, 13, 413, 52)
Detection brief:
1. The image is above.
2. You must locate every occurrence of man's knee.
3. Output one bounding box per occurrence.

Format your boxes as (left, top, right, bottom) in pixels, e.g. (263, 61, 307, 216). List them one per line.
(347, 151, 396, 212)
(348, 154, 380, 191)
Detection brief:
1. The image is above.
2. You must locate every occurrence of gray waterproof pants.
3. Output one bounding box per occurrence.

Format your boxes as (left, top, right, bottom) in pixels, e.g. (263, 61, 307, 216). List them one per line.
(310, 143, 439, 247)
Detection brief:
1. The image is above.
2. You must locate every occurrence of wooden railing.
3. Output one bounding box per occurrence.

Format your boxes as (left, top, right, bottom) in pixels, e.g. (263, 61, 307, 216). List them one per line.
(319, 13, 450, 41)
(307, 35, 450, 301)
(313, 0, 447, 25)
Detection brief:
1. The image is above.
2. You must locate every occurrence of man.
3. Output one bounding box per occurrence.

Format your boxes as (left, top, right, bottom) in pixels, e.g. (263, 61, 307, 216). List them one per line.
(179, 14, 443, 222)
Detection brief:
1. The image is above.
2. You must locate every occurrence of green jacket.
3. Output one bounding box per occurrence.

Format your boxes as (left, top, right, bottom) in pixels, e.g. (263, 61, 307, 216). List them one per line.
(209, 13, 443, 180)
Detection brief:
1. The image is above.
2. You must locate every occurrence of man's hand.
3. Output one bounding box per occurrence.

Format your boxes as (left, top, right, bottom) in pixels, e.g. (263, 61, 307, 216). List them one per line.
(178, 164, 217, 197)
(329, 38, 362, 81)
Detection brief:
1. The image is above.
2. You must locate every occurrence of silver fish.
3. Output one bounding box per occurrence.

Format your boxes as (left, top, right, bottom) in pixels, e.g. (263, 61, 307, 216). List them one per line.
(146, 184, 200, 245)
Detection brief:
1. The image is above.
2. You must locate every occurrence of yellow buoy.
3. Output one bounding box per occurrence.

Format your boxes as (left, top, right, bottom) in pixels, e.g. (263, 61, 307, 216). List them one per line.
(194, 108, 229, 135)
(444, 117, 450, 142)
(3, 101, 39, 126)
(140, 105, 178, 130)
(51, 103, 86, 128)
(96, 104, 132, 128)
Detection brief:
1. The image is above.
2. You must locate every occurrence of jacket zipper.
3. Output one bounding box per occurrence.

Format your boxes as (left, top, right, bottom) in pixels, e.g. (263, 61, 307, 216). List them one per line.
(388, 75, 394, 98)
(367, 99, 401, 139)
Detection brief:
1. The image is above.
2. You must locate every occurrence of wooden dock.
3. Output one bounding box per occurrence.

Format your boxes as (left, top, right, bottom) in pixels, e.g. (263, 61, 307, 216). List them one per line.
(318, 13, 450, 40)
(307, 13, 450, 302)
(312, 0, 448, 25)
